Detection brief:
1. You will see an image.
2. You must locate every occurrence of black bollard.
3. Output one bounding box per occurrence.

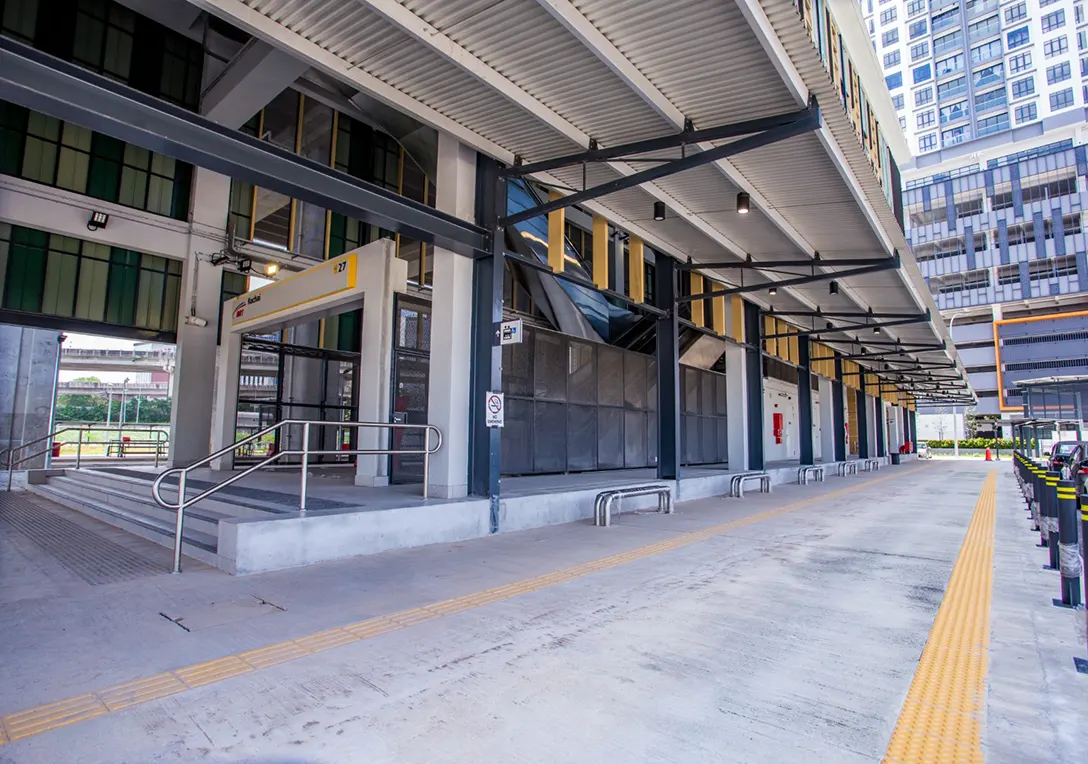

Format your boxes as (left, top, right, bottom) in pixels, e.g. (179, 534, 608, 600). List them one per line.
(1056, 480, 1082, 607)
(1032, 464, 1044, 537)
(1046, 471, 1061, 568)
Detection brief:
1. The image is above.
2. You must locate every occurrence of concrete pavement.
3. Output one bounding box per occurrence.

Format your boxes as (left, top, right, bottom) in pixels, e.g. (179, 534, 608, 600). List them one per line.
(0, 461, 1085, 762)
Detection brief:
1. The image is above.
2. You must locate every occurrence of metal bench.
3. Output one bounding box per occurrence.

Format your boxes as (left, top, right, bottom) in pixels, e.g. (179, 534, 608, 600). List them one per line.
(730, 472, 771, 498)
(836, 461, 859, 477)
(861, 458, 881, 472)
(798, 465, 825, 485)
(594, 484, 673, 527)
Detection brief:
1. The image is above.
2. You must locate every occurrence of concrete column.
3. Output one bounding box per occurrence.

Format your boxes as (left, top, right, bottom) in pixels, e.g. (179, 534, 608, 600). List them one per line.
(725, 344, 749, 471)
(169, 168, 232, 466)
(818, 376, 836, 463)
(210, 312, 243, 471)
(426, 133, 476, 498)
(354, 240, 407, 486)
(0, 326, 62, 470)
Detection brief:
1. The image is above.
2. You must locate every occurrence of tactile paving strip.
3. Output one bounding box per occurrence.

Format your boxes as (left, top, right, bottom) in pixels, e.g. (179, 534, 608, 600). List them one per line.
(0, 493, 162, 585)
(882, 471, 996, 764)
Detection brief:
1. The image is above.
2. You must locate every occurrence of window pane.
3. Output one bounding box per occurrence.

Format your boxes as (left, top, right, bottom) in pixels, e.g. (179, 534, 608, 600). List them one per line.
(1, 0, 38, 40)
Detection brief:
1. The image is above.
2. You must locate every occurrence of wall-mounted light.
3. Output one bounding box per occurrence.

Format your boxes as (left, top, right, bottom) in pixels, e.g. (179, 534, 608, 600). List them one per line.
(873, 326, 880, 334)
(736, 192, 750, 214)
(768, 286, 777, 296)
(87, 211, 109, 232)
(653, 201, 665, 221)
(264, 262, 280, 277)
(828, 280, 839, 294)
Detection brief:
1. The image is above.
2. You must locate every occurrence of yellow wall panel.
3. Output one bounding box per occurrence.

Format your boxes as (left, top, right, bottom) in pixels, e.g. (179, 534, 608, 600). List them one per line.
(628, 236, 644, 303)
(690, 273, 705, 327)
(592, 214, 608, 289)
(547, 191, 565, 274)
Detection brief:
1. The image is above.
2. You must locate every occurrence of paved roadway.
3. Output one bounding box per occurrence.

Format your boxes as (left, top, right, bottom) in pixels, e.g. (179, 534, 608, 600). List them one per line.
(0, 460, 1085, 763)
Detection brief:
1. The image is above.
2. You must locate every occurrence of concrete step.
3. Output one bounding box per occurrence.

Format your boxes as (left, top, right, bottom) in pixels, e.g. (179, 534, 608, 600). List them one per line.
(76, 468, 302, 517)
(71, 469, 293, 521)
(43, 474, 223, 538)
(27, 481, 219, 567)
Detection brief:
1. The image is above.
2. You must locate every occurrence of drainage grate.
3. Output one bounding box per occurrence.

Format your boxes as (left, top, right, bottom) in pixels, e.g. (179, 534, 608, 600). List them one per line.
(0, 493, 164, 585)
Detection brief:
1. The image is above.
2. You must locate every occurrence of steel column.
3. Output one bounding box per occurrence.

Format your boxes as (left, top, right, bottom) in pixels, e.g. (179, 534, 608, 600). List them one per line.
(876, 399, 886, 458)
(856, 389, 869, 459)
(798, 337, 814, 466)
(655, 253, 681, 481)
(746, 303, 765, 471)
(833, 359, 846, 462)
(469, 157, 504, 531)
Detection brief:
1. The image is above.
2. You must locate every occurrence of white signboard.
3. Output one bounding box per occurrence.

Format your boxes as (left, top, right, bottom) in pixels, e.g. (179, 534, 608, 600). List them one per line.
(229, 252, 357, 330)
(500, 318, 523, 345)
(485, 391, 504, 428)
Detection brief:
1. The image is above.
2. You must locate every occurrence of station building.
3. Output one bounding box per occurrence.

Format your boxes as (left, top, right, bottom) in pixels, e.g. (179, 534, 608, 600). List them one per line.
(0, 0, 971, 572)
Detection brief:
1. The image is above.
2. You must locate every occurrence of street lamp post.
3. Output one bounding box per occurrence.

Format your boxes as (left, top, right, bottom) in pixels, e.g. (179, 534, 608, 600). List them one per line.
(949, 310, 968, 458)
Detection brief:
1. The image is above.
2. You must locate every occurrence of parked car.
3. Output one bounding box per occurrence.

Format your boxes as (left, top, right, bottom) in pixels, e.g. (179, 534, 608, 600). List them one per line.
(1048, 441, 1088, 490)
(917, 442, 932, 459)
(1048, 441, 1086, 473)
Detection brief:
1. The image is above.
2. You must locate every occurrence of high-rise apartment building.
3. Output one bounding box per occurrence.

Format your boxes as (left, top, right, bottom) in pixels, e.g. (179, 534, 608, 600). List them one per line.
(861, 0, 1088, 426)
(861, 0, 1086, 155)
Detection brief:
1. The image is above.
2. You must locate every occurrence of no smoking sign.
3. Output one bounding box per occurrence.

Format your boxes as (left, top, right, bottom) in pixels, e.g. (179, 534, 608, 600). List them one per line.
(485, 391, 504, 428)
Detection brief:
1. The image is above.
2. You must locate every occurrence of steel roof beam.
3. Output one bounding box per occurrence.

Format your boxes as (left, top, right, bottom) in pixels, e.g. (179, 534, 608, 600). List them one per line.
(503, 103, 818, 177)
(686, 255, 900, 301)
(501, 110, 819, 227)
(0, 38, 489, 256)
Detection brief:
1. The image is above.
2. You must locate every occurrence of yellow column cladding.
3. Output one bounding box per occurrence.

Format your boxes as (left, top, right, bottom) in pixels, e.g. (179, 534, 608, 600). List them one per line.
(788, 329, 799, 365)
(592, 214, 608, 290)
(690, 273, 705, 327)
(712, 294, 726, 337)
(730, 296, 744, 343)
(764, 315, 775, 356)
(628, 236, 644, 303)
(548, 191, 565, 274)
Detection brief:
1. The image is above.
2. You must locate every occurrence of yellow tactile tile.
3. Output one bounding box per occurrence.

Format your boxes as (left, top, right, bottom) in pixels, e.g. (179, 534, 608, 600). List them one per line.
(0, 464, 928, 746)
(881, 471, 996, 764)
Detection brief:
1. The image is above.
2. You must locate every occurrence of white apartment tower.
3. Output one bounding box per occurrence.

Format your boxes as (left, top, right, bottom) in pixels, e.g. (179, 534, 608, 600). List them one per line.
(861, 0, 1086, 155)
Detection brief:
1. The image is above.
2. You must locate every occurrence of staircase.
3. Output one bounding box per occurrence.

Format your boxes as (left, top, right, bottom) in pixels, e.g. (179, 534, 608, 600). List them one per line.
(25, 469, 305, 568)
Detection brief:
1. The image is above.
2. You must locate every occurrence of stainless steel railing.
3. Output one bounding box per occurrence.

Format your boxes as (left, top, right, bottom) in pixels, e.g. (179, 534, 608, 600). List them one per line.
(151, 419, 442, 573)
(2, 424, 169, 490)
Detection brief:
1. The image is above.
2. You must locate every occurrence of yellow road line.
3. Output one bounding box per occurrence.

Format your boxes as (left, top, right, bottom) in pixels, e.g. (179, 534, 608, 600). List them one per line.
(883, 471, 996, 764)
(1, 465, 929, 746)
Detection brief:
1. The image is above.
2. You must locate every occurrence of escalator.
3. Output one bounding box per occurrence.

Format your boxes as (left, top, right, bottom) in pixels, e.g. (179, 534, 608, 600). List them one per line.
(504, 178, 709, 358)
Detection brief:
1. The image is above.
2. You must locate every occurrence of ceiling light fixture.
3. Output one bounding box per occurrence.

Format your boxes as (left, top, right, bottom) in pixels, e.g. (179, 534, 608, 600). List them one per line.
(653, 201, 665, 221)
(265, 262, 280, 277)
(768, 287, 777, 296)
(829, 280, 839, 295)
(736, 192, 750, 214)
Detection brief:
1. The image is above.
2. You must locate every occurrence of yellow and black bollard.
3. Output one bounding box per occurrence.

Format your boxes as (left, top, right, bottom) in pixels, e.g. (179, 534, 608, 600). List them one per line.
(1056, 480, 1081, 608)
(1046, 471, 1061, 568)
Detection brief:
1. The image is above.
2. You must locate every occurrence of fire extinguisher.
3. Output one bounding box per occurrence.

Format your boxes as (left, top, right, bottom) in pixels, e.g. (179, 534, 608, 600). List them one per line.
(773, 412, 784, 445)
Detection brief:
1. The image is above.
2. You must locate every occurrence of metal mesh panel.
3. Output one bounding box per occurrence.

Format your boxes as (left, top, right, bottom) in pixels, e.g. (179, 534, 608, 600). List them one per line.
(647, 414, 658, 466)
(597, 407, 625, 469)
(715, 373, 728, 416)
(598, 346, 624, 406)
(700, 416, 718, 463)
(534, 401, 567, 473)
(534, 332, 567, 401)
(700, 373, 714, 416)
(502, 398, 534, 475)
(683, 367, 700, 414)
(717, 418, 729, 464)
(504, 328, 534, 398)
(647, 360, 658, 411)
(624, 410, 648, 468)
(567, 404, 597, 471)
(682, 415, 698, 464)
(624, 353, 648, 409)
(567, 341, 597, 404)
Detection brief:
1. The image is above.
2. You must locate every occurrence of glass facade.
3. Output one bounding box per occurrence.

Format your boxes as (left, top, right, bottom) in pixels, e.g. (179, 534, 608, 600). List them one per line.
(0, 222, 182, 337)
(0, 100, 193, 219)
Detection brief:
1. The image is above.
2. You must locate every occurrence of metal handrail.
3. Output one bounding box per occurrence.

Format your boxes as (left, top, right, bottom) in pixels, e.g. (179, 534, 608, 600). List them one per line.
(3, 425, 169, 490)
(151, 419, 442, 573)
